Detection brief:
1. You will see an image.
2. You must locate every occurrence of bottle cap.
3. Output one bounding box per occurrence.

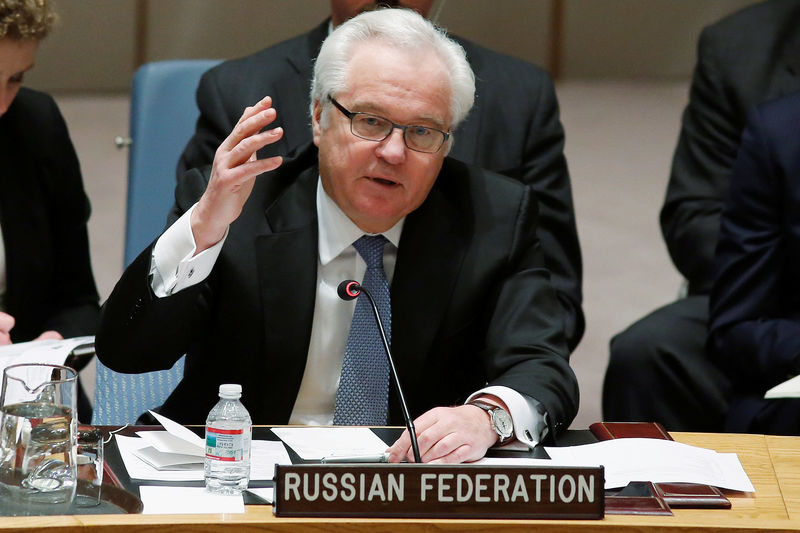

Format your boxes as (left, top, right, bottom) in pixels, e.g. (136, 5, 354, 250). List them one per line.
(218, 383, 242, 398)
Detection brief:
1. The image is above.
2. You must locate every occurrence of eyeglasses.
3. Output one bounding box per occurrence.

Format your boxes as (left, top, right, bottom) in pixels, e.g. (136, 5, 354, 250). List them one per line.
(328, 96, 450, 154)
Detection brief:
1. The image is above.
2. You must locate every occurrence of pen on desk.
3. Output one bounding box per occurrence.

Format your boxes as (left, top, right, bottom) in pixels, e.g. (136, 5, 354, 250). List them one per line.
(320, 452, 390, 464)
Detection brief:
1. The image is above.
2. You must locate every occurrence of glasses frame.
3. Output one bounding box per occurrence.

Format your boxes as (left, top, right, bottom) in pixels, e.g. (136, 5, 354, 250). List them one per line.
(328, 95, 450, 154)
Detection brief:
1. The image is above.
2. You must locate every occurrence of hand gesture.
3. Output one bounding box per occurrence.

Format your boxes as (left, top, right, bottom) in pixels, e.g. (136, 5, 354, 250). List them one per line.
(0, 312, 14, 345)
(191, 96, 284, 252)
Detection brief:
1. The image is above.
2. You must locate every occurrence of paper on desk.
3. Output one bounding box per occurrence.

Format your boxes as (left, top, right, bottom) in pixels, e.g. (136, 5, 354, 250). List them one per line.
(543, 438, 754, 492)
(139, 486, 244, 514)
(765, 374, 800, 398)
(248, 487, 274, 504)
(271, 427, 389, 460)
(116, 435, 290, 481)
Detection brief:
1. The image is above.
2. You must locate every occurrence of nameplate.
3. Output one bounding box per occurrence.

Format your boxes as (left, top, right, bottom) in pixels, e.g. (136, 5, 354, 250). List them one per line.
(273, 464, 604, 519)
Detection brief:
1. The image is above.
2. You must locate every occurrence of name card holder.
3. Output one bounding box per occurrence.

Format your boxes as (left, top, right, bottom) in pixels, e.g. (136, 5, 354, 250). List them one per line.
(274, 464, 604, 519)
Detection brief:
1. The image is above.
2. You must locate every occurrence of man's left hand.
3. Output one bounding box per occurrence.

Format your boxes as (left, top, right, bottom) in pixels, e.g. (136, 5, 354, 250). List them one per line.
(386, 404, 498, 464)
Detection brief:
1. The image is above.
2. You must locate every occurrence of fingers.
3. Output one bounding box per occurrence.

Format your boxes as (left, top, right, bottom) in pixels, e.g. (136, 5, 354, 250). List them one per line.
(0, 332, 10, 346)
(219, 96, 278, 154)
(0, 312, 14, 335)
(34, 330, 64, 341)
(387, 405, 497, 464)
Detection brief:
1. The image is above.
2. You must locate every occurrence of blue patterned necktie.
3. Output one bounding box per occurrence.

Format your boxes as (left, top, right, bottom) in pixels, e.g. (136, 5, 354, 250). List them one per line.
(333, 235, 392, 425)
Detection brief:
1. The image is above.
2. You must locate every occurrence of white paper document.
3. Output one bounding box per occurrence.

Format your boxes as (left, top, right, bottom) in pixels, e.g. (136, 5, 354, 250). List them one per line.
(248, 487, 274, 504)
(271, 427, 389, 460)
(139, 486, 244, 514)
(765, 374, 800, 398)
(0, 335, 93, 369)
(543, 438, 754, 492)
(117, 435, 291, 481)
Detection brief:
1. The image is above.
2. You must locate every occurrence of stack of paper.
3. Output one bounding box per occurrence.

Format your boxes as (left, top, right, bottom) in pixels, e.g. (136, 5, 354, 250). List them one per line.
(115, 411, 291, 482)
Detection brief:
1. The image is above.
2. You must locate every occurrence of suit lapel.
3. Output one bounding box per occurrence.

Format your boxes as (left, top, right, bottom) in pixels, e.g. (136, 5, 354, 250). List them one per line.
(254, 163, 319, 418)
(391, 163, 469, 399)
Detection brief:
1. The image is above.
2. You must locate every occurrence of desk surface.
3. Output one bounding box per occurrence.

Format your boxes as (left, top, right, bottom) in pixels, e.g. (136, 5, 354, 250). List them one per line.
(1, 432, 799, 532)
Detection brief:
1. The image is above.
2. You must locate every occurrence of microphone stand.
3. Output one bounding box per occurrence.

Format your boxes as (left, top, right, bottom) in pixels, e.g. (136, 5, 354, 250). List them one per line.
(353, 285, 422, 464)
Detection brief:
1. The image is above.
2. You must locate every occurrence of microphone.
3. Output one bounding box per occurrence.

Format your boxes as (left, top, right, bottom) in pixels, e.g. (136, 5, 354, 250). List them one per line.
(337, 280, 422, 463)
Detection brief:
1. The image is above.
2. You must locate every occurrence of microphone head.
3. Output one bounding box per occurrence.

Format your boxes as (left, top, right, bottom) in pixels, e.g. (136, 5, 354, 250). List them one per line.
(337, 280, 361, 301)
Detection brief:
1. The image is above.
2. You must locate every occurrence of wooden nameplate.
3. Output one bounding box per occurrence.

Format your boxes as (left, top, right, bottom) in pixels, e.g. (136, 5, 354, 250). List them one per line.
(274, 463, 604, 519)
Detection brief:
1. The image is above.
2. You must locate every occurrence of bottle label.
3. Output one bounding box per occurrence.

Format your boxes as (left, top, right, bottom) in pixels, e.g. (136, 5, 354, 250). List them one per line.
(206, 427, 245, 461)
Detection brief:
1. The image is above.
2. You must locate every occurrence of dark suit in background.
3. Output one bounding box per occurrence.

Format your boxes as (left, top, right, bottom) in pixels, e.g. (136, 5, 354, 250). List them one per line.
(0, 88, 100, 421)
(709, 91, 800, 435)
(177, 20, 584, 351)
(97, 144, 580, 435)
(604, 0, 800, 431)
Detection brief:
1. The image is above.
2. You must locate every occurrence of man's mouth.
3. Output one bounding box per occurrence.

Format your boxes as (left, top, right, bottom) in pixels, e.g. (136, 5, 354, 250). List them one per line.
(367, 176, 400, 187)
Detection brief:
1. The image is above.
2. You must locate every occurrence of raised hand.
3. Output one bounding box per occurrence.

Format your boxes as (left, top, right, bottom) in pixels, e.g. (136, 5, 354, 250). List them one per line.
(191, 96, 284, 252)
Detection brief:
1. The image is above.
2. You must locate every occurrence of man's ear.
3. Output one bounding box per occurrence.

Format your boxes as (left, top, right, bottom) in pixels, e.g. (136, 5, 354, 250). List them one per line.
(312, 100, 323, 147)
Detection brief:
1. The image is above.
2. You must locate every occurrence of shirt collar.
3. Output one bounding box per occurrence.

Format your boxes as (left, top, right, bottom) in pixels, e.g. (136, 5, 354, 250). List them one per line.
(317, 178, 404, 265)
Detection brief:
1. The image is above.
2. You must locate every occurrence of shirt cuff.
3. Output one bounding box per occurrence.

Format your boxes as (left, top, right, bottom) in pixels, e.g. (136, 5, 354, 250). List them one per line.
(466, 385, 549, 448)
(150, 203, 228, 297)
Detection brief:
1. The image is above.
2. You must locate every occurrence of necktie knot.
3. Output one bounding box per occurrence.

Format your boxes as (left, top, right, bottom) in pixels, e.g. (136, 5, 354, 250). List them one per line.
(353, 235, 388, 270)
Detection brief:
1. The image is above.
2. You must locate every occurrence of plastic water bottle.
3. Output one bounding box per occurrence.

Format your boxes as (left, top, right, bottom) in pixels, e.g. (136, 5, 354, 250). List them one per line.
(204, 384, 252, 494)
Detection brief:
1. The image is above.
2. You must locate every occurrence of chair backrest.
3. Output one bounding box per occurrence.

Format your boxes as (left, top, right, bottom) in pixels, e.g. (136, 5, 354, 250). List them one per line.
(93, 59, 221, 425)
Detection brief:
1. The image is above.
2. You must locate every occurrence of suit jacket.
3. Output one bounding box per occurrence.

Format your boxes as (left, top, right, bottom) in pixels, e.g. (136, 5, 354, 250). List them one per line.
(709, 91, 800, 398)
(661, 0, 800, 294)
(0, 88, 100, 342)
(177, 20, 584, 350)
(96, 144, 579, 436)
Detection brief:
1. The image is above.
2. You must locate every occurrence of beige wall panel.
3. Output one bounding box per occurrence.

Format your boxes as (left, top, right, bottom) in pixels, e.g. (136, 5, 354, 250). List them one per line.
(432, 0, 551, 67)
(561, 0, 757, 79)
(144, 0, 329, 61)
(26, 0, 137, 92)
(145, 0, 550, 67)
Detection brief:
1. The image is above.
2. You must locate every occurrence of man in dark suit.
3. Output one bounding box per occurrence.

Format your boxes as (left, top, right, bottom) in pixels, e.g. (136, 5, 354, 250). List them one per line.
(603, 0, 800, 431)
(709, 90, 800, 435)
(96, 9, 579, 463)
(178, 0, 584, 352)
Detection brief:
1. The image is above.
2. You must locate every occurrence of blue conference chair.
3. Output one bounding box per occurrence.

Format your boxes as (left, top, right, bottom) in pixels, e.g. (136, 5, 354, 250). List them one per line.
(93, 59, 221, 425)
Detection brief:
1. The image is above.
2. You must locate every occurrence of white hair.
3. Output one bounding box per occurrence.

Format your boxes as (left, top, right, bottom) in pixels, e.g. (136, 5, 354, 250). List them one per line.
(310, 8, 475, 131)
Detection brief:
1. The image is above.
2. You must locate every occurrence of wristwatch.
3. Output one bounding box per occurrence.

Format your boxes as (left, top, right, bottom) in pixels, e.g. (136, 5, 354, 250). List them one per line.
(469, 400, 514, 444)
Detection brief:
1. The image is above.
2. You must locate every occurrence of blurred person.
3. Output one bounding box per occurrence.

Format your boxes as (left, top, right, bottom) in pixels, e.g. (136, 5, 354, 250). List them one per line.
(97, 8, 579, 463)
(178, 0, 584, 352)
(603, 0, 800, 431)
(0, 0, 100, 422)
(709, 90, 800, 435)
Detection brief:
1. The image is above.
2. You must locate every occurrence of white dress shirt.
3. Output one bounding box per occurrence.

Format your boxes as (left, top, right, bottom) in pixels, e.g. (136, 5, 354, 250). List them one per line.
(149, 178, 547, 447)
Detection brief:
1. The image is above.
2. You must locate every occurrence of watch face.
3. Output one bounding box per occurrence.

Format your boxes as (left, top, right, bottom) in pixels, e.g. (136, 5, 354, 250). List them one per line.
(492, 409, 514, 438)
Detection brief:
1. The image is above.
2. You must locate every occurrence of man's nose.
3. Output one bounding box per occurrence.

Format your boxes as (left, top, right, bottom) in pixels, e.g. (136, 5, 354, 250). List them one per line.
(375, 128, 407, 164)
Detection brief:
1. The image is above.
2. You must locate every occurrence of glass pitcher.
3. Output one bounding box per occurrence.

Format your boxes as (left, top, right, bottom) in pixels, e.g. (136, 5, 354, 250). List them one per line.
(0, 364, 78, 516)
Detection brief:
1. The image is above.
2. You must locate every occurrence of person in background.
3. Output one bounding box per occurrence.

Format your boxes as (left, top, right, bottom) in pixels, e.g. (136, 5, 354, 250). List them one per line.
(178, 0, 584, 352)
(709, 90, 800, 435)
(96, 8, 579, 463)
(603, 0, 800, 431)
(0, 0, 100, 422)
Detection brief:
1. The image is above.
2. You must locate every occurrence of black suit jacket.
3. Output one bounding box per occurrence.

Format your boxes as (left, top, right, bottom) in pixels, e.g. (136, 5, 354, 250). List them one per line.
(0, 88, 99, 341)
(97, 144, 579, 436)
(709, 91, 800, 394)
(661, 0, 800, 294)
(177, 20, 584, 350)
